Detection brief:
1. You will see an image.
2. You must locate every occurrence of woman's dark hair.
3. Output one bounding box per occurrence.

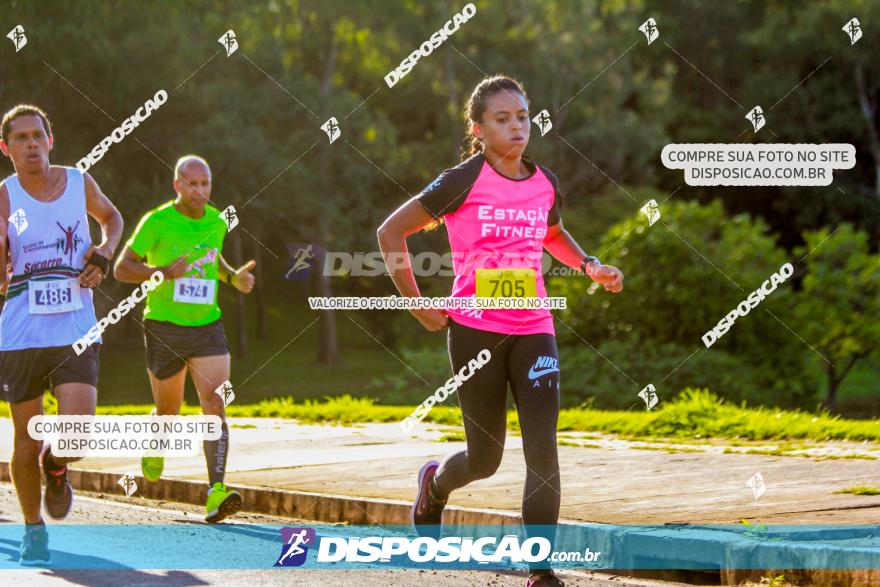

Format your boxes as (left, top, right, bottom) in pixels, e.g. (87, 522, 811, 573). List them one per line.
(462, 75, 529, 160)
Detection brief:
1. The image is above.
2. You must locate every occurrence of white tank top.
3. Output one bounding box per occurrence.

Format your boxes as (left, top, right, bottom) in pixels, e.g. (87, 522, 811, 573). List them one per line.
(0, 167, 99, 350)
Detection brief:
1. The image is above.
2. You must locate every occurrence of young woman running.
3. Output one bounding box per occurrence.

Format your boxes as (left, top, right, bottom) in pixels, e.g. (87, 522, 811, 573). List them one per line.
(377, 75, 624, 587)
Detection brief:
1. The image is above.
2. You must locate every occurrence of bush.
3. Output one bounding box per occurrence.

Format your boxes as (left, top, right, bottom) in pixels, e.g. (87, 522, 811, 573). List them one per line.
(553, 199, 816, 408)
(370, 345, 452, 404)
(561, 336, 773, 410)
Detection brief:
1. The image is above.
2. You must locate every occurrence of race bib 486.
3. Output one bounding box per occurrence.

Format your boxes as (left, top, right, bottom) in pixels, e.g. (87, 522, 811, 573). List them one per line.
(28, 278, 83, 315)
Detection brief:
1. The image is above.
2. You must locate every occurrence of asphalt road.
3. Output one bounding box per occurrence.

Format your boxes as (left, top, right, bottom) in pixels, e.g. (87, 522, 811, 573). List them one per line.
(0, 482, 690, 586)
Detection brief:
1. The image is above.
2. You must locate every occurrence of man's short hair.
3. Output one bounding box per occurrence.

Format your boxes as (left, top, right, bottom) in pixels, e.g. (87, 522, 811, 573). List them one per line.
(174, 154, 210, 179)
(1, 105, 52, 144)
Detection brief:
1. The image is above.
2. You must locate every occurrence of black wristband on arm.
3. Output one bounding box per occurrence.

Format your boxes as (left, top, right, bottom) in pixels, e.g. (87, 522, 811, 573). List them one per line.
(580, 255, 601, 275)
(85, 253, 110, 275)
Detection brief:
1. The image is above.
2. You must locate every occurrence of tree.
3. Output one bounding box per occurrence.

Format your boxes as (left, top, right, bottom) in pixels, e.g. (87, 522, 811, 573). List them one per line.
(793, 224, 880, 411)
(554, 199, 816, 407)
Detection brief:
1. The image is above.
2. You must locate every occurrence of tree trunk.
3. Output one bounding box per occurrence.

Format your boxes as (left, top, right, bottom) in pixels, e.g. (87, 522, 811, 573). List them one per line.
(230, 230, 247, 359)
(253, 231, 267, 341)
(275, 0, 287, 71)
(825, 351, 872, 412)
(854, 62, 880, 198)
(316, 215, 338, 364)
(444, 16, 460, 161)
(316, 30, 339, 365)
(823, 361, 839, 413)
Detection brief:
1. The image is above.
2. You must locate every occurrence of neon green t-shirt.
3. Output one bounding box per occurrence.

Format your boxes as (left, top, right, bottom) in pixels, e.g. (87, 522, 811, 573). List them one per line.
(126, 200, 227, 326)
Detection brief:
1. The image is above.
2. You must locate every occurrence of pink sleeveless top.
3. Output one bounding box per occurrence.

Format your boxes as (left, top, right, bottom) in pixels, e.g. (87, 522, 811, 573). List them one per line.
(416, 154, 563, 336)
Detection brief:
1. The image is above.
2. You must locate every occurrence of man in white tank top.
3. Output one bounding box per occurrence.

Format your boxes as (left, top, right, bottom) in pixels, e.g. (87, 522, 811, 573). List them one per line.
(0, 105, 123, 566)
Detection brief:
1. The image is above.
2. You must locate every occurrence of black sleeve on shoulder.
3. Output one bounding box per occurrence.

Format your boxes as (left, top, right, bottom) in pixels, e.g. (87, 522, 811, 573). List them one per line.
(415, 155, 483, 219)
(539, 165, 564, 226)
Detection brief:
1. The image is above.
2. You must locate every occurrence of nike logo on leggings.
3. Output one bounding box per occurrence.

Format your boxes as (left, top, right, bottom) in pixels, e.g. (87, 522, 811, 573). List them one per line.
(528, 356, 559, 380)
(528, 355, 559, 380)
(529, 357, 559, 379)
(528, 366, 559, 379)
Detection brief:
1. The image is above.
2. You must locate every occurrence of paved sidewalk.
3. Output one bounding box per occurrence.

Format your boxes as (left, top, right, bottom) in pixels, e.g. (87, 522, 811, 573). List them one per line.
(2, 417, 878, 525)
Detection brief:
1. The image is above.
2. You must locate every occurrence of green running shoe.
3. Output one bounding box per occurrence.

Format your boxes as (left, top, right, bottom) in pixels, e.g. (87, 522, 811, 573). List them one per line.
(141, 456, 164, 482)
(205, 482, 242, 523)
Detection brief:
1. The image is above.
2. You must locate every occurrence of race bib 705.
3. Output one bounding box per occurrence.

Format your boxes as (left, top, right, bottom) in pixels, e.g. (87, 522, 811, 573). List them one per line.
(475, 268, 537, 298)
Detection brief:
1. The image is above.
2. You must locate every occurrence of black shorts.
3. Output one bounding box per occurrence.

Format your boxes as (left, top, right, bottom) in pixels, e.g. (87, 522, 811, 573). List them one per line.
(143, 318, 229, 380)
(0, 343, 100, 404)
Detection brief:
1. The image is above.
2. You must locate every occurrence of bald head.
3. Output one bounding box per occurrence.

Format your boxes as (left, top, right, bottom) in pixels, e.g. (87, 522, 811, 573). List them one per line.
(173, 154, 212, 214)
(174, 154, 210, 180)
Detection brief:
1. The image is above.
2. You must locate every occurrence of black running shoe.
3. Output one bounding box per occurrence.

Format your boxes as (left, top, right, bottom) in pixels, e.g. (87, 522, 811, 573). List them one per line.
(40, 445, 73, 520)
(412, 460, 446, 538)
(526, 570, 565, 587)
(19, 523, 50, 566)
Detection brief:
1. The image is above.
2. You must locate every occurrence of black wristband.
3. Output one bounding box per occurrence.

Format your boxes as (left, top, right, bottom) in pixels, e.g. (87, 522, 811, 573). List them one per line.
(85, 253, 110, 275)
(580, 255, 601, 275)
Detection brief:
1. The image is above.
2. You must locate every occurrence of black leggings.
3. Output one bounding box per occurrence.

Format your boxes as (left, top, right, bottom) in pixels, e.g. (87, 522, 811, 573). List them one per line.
(433, 319, 561, 527)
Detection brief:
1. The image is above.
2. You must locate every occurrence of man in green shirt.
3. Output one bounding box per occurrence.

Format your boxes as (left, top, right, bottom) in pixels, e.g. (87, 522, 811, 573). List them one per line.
(114, 155, 255, 523)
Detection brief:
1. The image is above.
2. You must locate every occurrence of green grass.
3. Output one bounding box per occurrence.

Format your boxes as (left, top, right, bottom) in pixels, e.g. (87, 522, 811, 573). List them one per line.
(7, 389, 880, 444)
(560, 388, 880, 442)
(722, 447, 877, 460)
(833, 485, 880, 496)
(558, 441, 601, 448)
(631, 445, 704, 454)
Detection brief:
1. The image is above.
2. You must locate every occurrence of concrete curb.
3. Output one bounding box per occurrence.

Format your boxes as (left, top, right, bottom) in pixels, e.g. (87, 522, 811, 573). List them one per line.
(0, 461, 523, 527)
(3, 461, 879, 586)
